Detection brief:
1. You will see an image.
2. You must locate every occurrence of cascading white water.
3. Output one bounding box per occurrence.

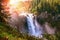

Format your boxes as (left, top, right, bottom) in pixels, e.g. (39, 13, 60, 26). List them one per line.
(26, 14, 43, 38)
(27, 14, 36, 35)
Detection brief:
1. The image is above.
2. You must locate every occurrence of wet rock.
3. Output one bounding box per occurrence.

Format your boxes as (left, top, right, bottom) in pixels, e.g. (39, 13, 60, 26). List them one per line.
(44, 22, 55, 34)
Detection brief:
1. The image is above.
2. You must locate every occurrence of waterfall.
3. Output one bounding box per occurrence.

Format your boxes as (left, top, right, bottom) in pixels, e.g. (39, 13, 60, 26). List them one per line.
(26, 14, 43, 38)
(9, 11, 43, 38)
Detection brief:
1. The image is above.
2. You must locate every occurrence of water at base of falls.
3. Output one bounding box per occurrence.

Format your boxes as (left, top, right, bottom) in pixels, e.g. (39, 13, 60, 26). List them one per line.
(26, 14, 43, 38)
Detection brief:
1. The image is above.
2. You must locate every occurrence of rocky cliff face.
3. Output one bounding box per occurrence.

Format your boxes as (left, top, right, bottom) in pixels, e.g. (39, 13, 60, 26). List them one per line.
(18, 15, 27, 33)
(8, 13, 27, 33)
(37, 13, 56, 34)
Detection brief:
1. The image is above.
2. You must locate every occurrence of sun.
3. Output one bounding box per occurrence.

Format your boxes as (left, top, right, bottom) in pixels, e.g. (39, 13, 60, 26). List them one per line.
(9, 0, 19, 5)
(9, 0, 31, 5)
(8, 0, 32, 16)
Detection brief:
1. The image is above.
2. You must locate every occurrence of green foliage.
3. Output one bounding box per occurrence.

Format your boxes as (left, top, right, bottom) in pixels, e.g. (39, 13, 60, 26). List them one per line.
(31, 0, 60, 27)
(0, 23, 26, 40)
(43, 34, 58, 40)
(31, 0, 60, 14)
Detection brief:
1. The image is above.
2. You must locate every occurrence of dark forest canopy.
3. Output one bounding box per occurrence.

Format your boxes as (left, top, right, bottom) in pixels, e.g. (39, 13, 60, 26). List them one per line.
(31, 0, 60, 14)
(30, 0, 60, 28)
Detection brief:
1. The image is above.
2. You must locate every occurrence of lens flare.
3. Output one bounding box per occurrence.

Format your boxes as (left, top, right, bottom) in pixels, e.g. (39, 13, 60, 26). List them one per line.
(9, 0, 20, 5)
(2, 0, 32, 16)
(8, 0, 32, 16)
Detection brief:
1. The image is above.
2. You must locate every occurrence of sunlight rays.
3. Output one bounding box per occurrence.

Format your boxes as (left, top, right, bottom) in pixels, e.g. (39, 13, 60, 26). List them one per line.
(8, 0, 32, 16)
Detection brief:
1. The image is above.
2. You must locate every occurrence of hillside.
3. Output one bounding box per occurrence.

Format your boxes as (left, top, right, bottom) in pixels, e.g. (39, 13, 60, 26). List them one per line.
(0, 22, 27, 40)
